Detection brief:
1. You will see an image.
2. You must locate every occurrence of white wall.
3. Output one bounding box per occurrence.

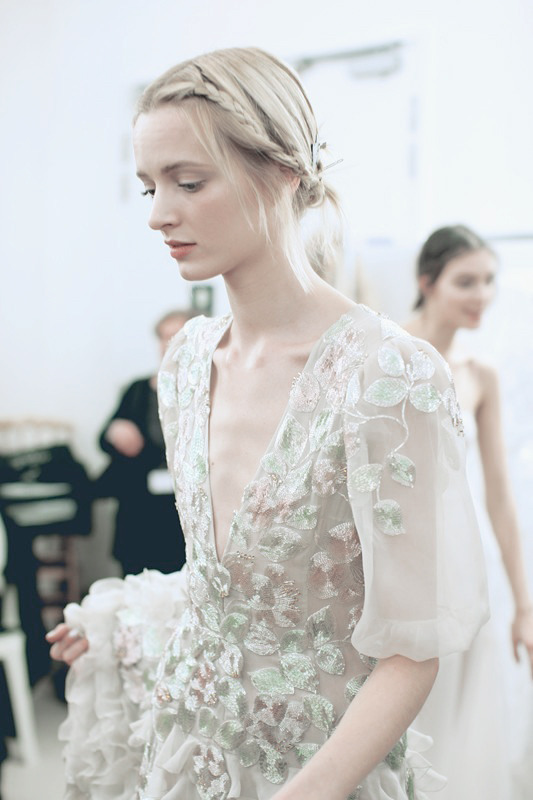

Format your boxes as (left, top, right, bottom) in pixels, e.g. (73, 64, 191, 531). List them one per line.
(1, 0, 532, 470)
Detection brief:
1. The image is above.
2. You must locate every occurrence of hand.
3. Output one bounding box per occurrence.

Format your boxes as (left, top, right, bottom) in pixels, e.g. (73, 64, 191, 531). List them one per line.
(512, 606, 533, 677)
(105, 419, 145, 457)
(46, 623, 89, 665)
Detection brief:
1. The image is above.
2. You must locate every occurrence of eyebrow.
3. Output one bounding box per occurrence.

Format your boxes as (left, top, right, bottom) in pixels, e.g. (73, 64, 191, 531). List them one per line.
(136, 160, 211, 179)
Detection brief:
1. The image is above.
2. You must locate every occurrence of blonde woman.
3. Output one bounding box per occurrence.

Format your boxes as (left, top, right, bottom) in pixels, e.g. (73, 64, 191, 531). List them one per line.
(48, 49, 488, 800)
(406, 225, 533, 800)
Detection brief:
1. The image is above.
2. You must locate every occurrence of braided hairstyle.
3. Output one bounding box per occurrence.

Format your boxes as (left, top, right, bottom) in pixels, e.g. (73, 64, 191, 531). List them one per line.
(135, 48, 340, 288)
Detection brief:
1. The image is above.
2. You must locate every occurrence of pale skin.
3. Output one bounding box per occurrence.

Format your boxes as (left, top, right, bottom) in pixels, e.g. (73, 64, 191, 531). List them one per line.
(48, 104, 439, 798)
(405, 249, 533, 676)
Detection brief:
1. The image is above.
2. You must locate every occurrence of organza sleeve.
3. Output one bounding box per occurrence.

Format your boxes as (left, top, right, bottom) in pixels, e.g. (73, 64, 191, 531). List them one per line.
(345, 334, 489, 661)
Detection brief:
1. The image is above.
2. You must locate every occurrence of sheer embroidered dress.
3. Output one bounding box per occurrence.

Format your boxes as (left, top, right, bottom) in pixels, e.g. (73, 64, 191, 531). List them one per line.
(60, 305, 488, 800)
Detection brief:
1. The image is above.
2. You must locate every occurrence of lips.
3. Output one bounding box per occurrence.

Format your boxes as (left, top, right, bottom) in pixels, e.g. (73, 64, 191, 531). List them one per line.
(165, 240, 196, 260)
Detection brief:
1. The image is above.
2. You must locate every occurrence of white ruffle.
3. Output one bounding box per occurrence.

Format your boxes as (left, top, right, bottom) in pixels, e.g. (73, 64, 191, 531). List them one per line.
(358, 727, 446, 800)
(140, 722, 444, 800)
(59, 568, 188, 800)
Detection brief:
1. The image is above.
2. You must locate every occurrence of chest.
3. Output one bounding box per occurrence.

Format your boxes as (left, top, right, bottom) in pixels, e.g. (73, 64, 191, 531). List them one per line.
(208, 351, 308, 556)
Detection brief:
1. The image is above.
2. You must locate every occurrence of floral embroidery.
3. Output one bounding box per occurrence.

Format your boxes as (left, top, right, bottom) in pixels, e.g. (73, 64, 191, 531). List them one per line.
(142, 308, 464, 797)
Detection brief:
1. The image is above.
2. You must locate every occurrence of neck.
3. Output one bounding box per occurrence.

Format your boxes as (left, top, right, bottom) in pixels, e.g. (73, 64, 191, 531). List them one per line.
(222, 248, 333, 349)
(408, 308, 458, 360)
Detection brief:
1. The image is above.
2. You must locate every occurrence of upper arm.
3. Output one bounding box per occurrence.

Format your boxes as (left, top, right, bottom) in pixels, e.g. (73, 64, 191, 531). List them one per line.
(475, 363, 510, 492)
(346, 335, 488, 660)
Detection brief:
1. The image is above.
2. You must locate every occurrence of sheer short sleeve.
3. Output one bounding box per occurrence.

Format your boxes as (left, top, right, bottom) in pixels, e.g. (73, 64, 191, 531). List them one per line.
(345, 329, 489, 661)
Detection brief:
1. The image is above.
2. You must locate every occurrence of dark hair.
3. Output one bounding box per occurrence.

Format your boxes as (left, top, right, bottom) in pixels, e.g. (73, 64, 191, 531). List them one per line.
(414, 225, 494, 309)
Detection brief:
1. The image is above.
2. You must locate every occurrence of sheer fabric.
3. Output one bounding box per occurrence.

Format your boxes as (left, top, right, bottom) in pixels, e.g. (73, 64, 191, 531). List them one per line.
(60, 306, 488, 800)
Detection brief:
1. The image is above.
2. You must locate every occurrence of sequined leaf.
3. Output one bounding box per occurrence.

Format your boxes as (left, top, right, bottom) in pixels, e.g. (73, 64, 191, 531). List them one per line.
(305, 605, 336, 648)
(387, 453, 416, 488)
(345, 674, 368, 702)
(285, 505, 319, 530)
(271, 581, 301, 628)
(280, 629, 308, 653)
(158, 371, 178, 408)
(218, 676, 248, 717)
(220, 611, 250, 643)
(253, 694, 288, 726)
(364, 377, 408, 407)
(344, 373, 361, 408)
(178, 386, 194, 409)
(349, 463, 383, 494)
(289, 372, 321, 412)
(378, 346, 405, 377)
(308, 552, 348, 599)
(198, 707, 218, 738)
(309, 411, 334, 452)
(259, 743, 288, 784)
(303, 695, 335, 733)
(312, 459, 344, 496)
(385, 733, 408, 769)
(243, 623, 279, 656)
(315, 643, 346, 675)
(250, 668, 295, 696)
(322, 429, 345, 459)
(210, 563, 232, 600)
(258, 528, 304, 562)
(320, 522, 361, 563)
(278, 702, 311, 750)
(201, 602, 221, 632)
(237, 739, 261, 767)
(280, 653, 319, 692)
(294, 742, 320, 765)
(260, 452, 288, 479)
(381, 318, 409, 340)
(281, 461, 312, 502)
(374, 499, 405, 535)
(177, 699, 196, 733)
(408, 350, 435, 381)
(154, 709, 176, 740)
(219, 643, 243, 678)
(214, 720, 246, 751)
(409, 383, 441, 413)
(249, 574, 276, 610)
(275, 415, 308, 467)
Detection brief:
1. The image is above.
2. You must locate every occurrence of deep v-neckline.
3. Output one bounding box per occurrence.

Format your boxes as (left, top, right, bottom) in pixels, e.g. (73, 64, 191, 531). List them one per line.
(204, 309, 356, 565)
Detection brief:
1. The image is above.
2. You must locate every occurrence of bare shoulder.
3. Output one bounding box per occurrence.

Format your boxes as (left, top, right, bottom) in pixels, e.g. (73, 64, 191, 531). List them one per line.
(468, 358, 500, 392)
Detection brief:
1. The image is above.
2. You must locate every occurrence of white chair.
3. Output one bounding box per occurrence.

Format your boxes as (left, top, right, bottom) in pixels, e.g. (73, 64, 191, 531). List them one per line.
(0, 513, 40, 764)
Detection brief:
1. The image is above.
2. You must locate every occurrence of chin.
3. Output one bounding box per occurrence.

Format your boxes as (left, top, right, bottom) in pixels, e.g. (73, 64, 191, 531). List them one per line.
(177, 262, 217, 283)
(462, 317, 482, 329)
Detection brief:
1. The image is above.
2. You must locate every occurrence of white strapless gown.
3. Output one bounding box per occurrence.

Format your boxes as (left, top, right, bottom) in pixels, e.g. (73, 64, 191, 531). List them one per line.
(415, 411, 530, 799)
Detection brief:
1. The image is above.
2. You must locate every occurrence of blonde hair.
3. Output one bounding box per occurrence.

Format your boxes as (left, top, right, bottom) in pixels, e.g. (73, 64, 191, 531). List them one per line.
(135, 47, 341, 289)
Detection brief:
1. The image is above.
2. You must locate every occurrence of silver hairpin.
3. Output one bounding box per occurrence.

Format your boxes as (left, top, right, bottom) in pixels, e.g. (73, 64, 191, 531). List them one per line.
(322, 158, 343, 172)
(311, 135, 326, 170)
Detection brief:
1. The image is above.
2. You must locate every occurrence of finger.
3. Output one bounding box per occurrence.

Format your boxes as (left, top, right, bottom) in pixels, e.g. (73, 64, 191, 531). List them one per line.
(46, 623, 71, 643)
(49, 632, 84, 661)
(513, 640, 520, 662)
(63, 638, 89, 665)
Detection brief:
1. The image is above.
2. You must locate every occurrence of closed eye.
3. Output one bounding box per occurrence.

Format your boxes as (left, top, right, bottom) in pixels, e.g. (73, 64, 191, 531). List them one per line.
(141, 188, 155, 198)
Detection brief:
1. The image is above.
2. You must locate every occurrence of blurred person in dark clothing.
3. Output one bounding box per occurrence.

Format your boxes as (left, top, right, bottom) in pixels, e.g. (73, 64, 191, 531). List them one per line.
(97, 309, 198, 575)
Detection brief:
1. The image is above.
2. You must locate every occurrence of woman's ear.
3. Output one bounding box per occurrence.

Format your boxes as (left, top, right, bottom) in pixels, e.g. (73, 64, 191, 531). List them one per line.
(418, 273, 433, 301)
(280, 166, 301, 194)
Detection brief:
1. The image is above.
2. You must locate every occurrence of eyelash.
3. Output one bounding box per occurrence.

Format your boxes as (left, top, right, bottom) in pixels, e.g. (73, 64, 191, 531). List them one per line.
(140, 181, 204, 198)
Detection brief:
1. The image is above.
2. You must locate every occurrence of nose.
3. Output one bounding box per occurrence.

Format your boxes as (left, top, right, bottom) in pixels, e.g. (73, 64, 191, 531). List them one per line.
(148, 187, 180, 232)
